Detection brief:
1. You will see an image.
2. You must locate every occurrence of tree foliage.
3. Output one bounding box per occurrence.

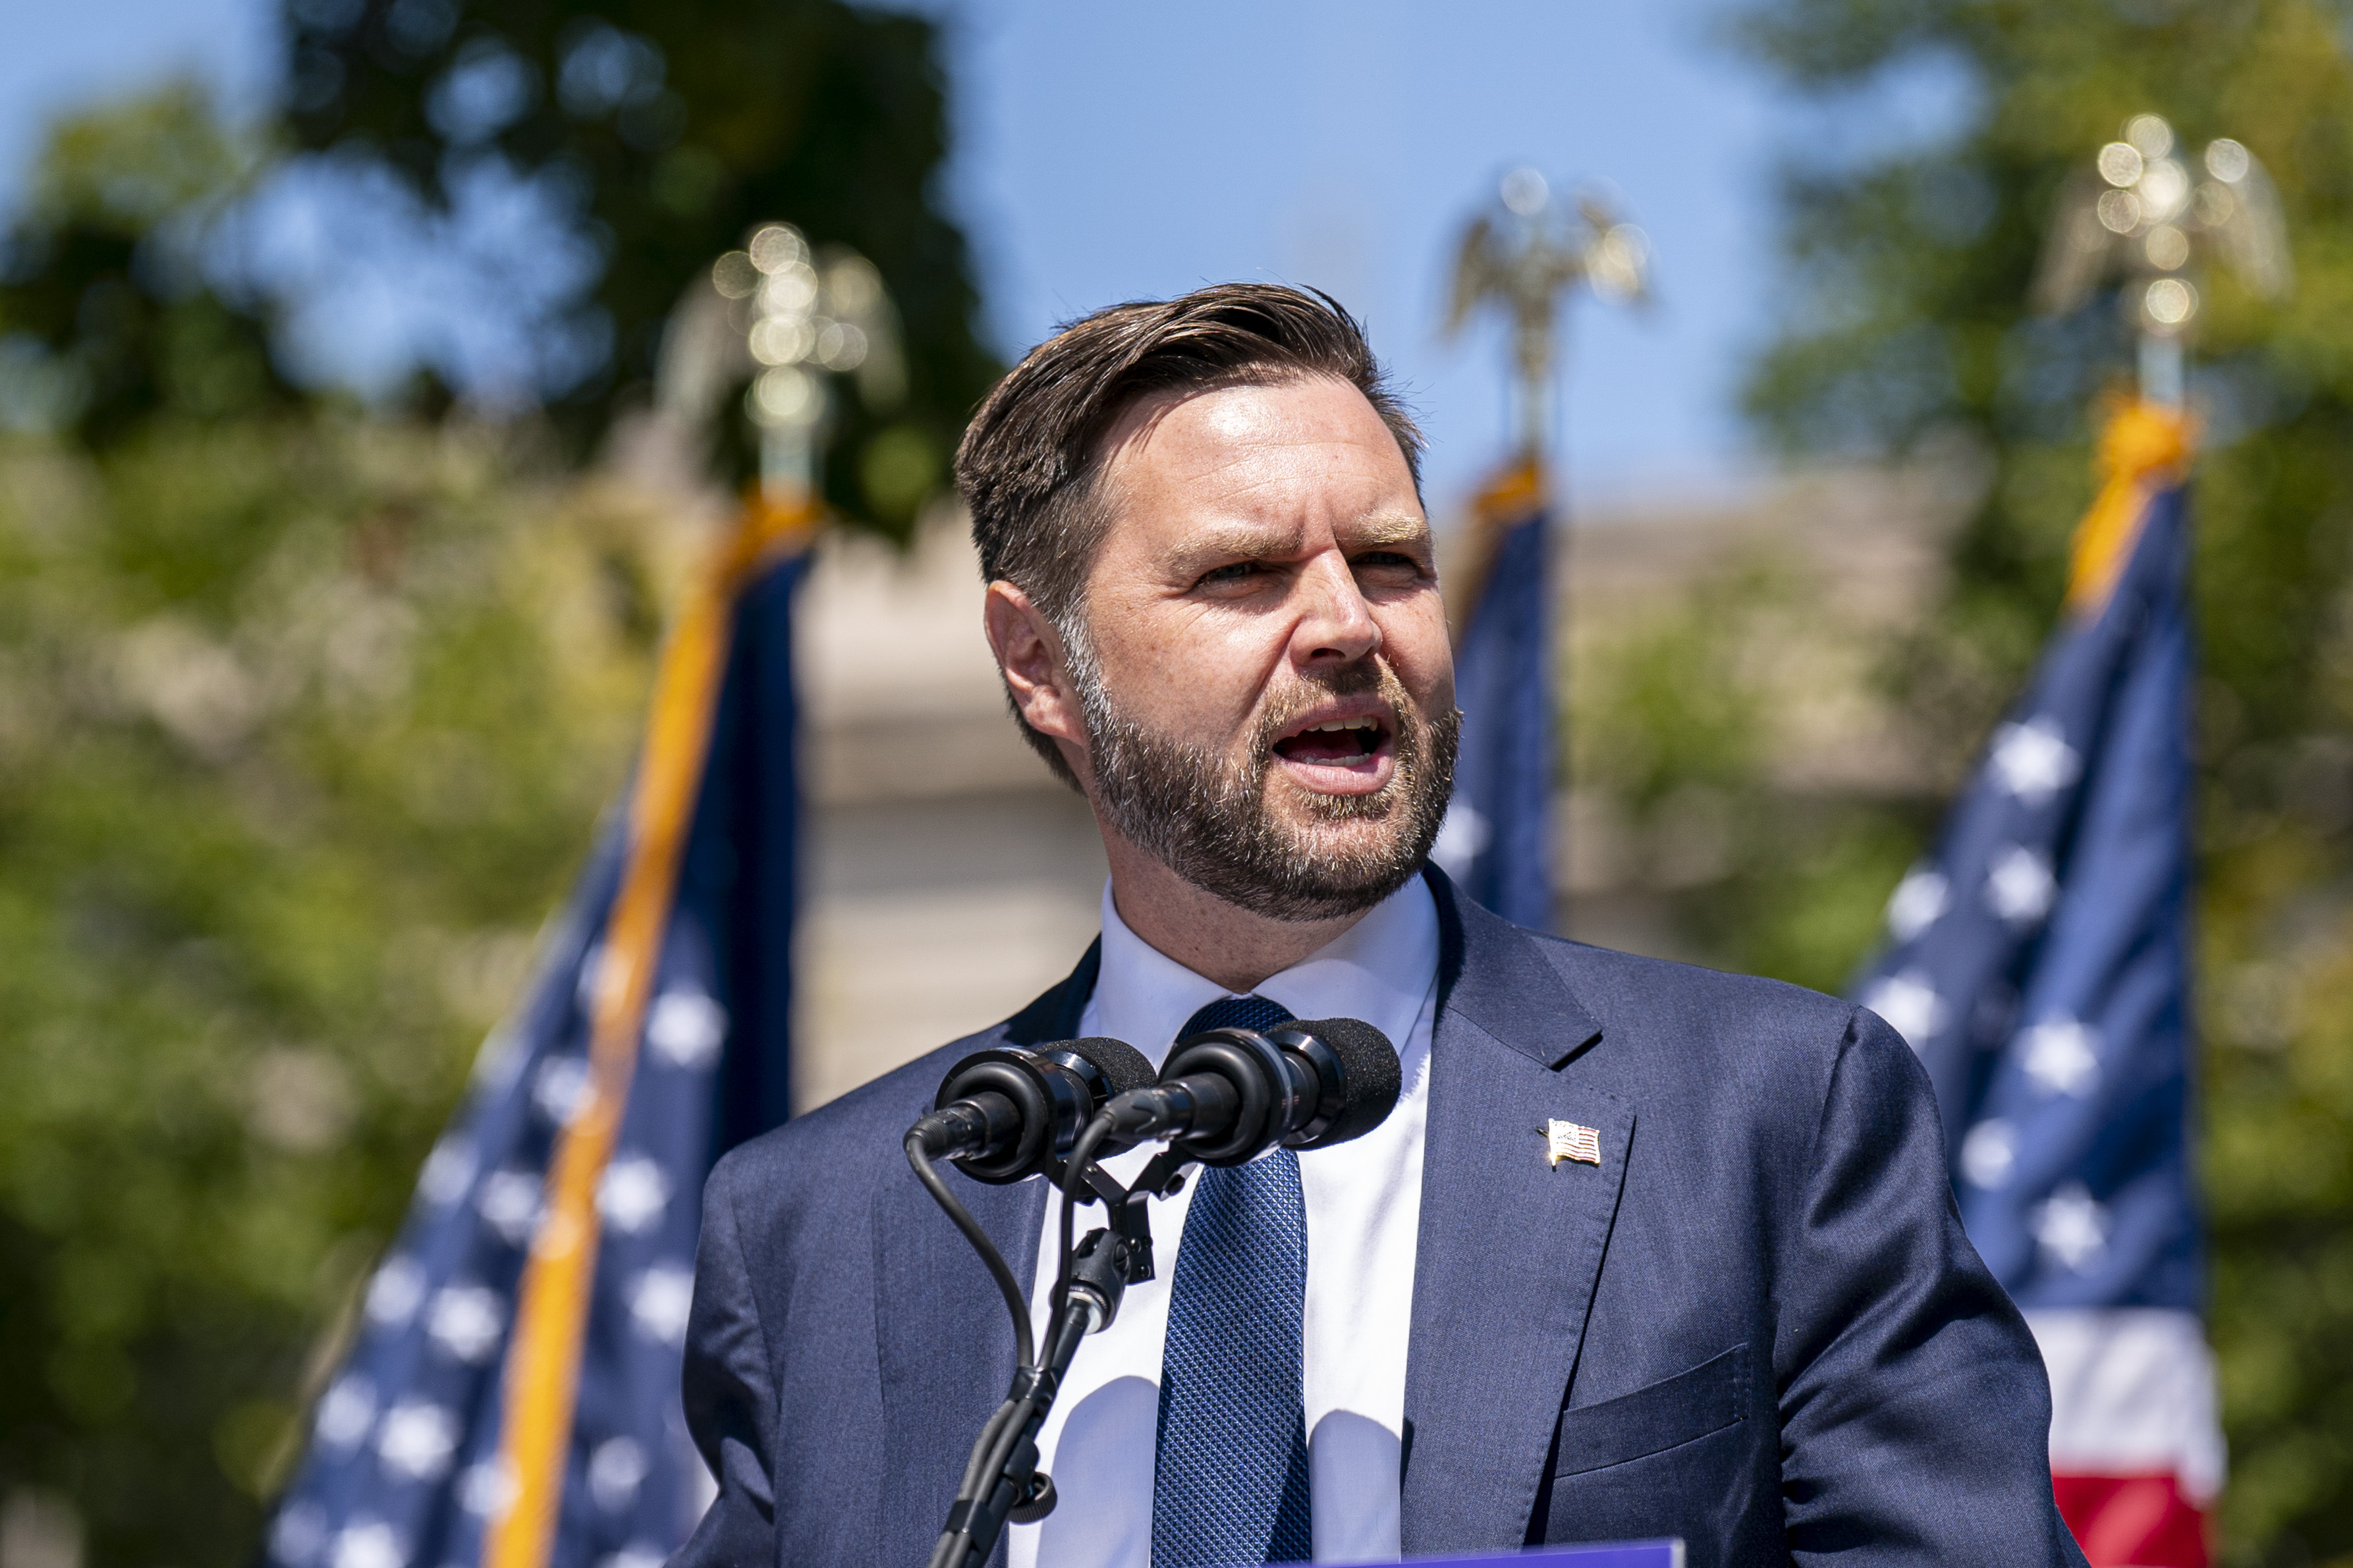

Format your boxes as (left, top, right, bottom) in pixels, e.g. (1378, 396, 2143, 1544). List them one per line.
(281, 0, 999, 529)
(0, 83, 299, 448)
(0, 3, 993, 1548)
(0, 407, 685, 1565)
(1695, 1, 2353, 1559)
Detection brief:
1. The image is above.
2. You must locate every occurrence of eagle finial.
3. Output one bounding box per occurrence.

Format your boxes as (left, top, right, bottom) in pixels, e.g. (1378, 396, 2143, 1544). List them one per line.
(1445, 167, 1650, 460)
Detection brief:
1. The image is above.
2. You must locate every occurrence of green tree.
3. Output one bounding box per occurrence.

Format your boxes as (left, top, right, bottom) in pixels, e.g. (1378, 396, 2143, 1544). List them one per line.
(0, 82, 297, 447)
(0, 6, 996, 1544)
(1706, 1, 2353, 1559)
(281, 0, 999, 529)
(0, 406, 686, 1565)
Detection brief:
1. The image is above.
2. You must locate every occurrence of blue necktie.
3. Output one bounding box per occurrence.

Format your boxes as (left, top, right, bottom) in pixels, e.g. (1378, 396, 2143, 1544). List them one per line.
(1154, 994, 1314, 1568)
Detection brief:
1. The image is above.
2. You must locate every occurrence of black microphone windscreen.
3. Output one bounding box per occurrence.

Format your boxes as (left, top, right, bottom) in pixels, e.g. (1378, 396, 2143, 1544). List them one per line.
(1292, 1017, 1402, 1149)
(1055, 1036, 1156, 1097)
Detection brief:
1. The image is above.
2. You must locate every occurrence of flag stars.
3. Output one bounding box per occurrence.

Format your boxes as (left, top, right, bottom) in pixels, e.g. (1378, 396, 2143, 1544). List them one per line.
(1861, 969, 1946, 1048)
(1960, 1119, 2017, 1189)
(2031, 1181, 2111, 1271)
(427, 1284, 507, 1364)
(1885, 865, 1951, 942)
(328, 1521, 404, 1568)
(478, 1169, 544, 1246)
(628, 1265, 696, 1347)
(588, 1436, 650, 1511)
(376, 1401, 460, 1482)
(646, 988, 727, 1070)
(599, 1156, 671, 1235)
(1430, 802, 1491, 877)
(533, 1056, 593, 1126)
(2020, 1016, 2103, 1098)
(314, 1374, 377, 1450)
(269, 1502, 328, 1568)
(418, 1135, 478, 1207)
(364, 1255, 426, 1328)
(596, 1546, 670, 1568)
(458, 1459, 517, 1519)
(1989, 716, 2081, 807)
(1985, 844, 2058, 926)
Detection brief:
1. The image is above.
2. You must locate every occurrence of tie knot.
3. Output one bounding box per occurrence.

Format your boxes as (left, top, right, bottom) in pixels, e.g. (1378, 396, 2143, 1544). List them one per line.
(1182, 994, 1295, 1037)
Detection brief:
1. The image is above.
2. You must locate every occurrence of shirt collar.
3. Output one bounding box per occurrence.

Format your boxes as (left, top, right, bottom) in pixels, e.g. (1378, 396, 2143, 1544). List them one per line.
(1090, 875, 1441, 1069)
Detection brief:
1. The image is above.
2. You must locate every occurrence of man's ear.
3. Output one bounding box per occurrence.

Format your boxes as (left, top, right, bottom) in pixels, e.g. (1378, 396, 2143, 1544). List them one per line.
(983, 580, 1090, 759)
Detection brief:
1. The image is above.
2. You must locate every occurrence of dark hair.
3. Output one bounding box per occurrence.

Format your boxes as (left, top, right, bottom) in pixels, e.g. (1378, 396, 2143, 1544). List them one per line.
(955, 283, 1424, 782)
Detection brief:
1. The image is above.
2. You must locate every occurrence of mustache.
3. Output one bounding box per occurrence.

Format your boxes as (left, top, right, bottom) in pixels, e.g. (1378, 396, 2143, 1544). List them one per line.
(1248, 659, 1399, 755)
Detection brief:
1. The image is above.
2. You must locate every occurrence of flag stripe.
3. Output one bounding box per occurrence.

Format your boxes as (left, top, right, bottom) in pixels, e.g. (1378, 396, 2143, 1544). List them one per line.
(2027, 1309, 2224, 1504)
(2050, 1473, 2209, 1568)
(484, 495, 817, 1568)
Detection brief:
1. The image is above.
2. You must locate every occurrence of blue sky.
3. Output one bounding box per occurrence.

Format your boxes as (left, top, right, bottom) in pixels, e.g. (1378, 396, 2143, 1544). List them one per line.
(3, 0, 1803, 512)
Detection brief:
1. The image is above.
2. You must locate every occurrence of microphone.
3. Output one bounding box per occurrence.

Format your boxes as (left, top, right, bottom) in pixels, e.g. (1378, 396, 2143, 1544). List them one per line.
(909, 1037, 1157, 1183)
(1105, 1017, 1401, 1166)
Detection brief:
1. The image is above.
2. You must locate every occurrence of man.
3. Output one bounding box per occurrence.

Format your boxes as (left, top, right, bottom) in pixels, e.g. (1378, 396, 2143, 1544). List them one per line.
(674, 285, 2086, 1567)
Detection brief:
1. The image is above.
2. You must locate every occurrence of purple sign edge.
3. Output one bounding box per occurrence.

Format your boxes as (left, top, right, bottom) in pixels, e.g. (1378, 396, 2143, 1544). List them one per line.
(1298, 1542, 1684, 1568)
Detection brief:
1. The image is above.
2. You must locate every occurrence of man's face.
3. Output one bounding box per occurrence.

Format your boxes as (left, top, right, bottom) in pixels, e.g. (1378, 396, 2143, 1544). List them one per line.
(1070, 373, 1458, 920)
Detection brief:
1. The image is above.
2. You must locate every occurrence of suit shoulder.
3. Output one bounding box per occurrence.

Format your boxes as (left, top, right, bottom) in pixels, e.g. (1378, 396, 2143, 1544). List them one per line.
(1526, 929, 1868, 1068)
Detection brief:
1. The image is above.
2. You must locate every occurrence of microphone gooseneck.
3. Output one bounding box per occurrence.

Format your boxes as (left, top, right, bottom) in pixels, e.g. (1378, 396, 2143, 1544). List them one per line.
(1105, 1016, 1401, 1166)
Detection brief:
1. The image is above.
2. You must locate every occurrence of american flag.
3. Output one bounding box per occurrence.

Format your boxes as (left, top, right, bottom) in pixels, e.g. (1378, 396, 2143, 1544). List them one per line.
(1851, 403, 2219, 1567)
(1546, 1119, 1602, 1168)
(1433, 462, 1556, 931)
(263, 502, 814, 1568)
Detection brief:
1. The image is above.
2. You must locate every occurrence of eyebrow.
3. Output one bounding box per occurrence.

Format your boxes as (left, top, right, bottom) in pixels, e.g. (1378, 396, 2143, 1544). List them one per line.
(1176, 511, 1431, 563)
(1344, 513, 1433, 549)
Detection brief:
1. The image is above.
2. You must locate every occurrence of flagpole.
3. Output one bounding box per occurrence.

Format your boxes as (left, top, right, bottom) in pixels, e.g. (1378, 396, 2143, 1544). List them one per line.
(1444, 167, 1648, 927)
(482, 495, 816, 1568)
(487, 216, 899, 1568)
(1846, 110, 2297, 1561)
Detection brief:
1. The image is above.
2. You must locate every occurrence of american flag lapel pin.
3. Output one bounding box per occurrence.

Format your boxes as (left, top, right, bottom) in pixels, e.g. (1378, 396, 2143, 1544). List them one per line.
(1543, 1119, 1602, 1168)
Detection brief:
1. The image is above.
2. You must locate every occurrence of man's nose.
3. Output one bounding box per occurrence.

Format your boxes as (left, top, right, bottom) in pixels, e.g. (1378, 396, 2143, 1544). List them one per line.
(1289, 552, 1380, 666)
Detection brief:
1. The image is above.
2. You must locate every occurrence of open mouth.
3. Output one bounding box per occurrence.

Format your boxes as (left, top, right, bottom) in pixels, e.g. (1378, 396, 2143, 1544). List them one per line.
(1271, 711, 1395, 780)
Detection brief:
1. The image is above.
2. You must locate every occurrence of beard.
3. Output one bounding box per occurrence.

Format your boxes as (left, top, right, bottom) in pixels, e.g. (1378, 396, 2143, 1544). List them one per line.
(1076, 655, 1460, 923)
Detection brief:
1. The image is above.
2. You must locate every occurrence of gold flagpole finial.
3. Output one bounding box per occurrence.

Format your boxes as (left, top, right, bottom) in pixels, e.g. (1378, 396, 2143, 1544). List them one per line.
(1445, 167, 1650, 465)
(2032, 113, 2290, 409)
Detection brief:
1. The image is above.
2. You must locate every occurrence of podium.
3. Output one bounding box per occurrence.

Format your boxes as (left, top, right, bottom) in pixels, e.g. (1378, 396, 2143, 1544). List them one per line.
(1389, 1546, 1683, 1568)
(1211, 1546, 1683, 1568)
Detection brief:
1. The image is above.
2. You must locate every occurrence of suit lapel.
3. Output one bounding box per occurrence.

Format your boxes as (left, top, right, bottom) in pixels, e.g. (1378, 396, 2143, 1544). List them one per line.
(1400, 875, 1633, 1555)
(870, 944, 1093, 1568)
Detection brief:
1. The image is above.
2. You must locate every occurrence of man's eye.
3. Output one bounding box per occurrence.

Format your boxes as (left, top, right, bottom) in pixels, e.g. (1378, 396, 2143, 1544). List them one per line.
(1194, 562, 1261, 588)
(1354, 552, 1425, 574)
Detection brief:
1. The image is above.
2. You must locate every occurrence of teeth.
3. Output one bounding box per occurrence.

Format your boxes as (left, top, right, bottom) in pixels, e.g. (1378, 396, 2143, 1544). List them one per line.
(1304, 717, 1377, 733)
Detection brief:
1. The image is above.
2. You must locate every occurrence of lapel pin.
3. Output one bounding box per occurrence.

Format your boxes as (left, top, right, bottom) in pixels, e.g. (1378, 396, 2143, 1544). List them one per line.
(1543, 1119, 1602, 1168)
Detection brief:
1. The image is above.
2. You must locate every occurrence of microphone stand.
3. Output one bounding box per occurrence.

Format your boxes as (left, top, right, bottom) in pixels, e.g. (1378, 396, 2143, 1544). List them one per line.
(910, 1112, 1193, 1568)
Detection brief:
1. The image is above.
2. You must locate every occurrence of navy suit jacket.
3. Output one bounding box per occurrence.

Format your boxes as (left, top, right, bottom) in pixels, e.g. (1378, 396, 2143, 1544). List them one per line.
(674, 871, 2088, 1566)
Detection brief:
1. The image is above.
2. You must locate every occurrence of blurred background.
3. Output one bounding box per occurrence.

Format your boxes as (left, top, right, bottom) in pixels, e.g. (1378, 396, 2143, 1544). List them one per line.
(1, 0, 2348, 1564)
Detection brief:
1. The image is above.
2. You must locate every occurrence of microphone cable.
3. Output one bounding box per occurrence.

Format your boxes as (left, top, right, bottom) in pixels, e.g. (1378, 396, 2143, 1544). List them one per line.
(925, 1108, 1127, 1568)
(900, 1033, 1151, 1380)
(903, 1127, 1035, 1374)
